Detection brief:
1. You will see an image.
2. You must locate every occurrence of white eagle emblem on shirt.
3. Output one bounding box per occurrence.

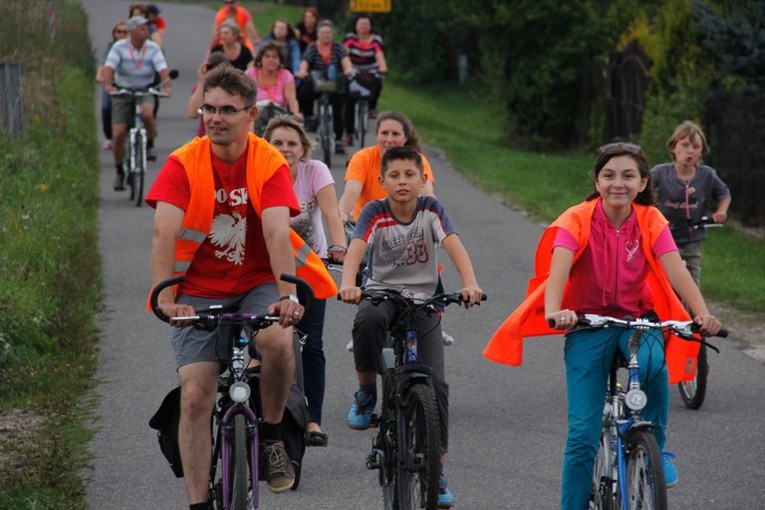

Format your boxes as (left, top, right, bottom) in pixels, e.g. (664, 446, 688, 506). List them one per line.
(209, 212, 246, 265)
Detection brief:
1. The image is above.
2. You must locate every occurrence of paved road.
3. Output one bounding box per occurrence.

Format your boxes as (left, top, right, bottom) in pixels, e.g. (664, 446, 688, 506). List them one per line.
(84, 1, 765, 508)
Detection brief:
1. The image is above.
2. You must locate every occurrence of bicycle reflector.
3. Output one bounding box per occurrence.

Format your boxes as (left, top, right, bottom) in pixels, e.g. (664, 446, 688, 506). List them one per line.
(229, 381, 251, 403)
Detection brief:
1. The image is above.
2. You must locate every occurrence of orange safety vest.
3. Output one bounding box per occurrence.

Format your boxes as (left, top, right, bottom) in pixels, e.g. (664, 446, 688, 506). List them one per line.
(153, 134, 337, 303)
(483, 199, 699, 384)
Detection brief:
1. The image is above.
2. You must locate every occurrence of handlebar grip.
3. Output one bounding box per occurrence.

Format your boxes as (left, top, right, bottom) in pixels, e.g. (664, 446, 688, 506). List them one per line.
(717, 328, 729, 338)
(547, 319, 555, 328)
(150, 276, 186, 323)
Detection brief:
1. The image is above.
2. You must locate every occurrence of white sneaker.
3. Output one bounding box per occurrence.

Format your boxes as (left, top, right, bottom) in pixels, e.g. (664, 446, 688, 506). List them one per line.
(346, 339, 354, 352)
(442, 331, 455, 346)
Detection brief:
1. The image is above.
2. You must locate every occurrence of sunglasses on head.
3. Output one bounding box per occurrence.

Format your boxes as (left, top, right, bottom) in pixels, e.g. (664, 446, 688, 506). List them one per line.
(597, 142, 643, 157)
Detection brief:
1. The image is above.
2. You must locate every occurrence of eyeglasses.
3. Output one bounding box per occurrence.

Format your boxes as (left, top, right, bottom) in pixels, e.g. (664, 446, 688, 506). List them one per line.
(597, 142, 643, 157)
(198, 104, 253, 118)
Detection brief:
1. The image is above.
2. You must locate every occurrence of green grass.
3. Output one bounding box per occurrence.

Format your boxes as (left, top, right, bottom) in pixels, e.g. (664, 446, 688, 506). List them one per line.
(378, 79, 765, 313)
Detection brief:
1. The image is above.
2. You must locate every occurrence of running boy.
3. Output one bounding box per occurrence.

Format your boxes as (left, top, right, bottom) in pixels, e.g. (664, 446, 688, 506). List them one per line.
(338, 146, 483, 508)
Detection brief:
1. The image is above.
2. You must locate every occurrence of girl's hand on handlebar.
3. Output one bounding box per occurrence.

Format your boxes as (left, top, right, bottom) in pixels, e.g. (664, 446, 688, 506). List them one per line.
(339, 285, 361, 304)
(268, 299, 305, 328)
(546, 309, 578, 330)
(694, 314, 722, 337)
(459, 284, 483, 308)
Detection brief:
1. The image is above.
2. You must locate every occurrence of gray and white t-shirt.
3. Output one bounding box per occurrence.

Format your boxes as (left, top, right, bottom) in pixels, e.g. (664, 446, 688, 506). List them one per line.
(105, 38, 167, 89)
(353, 196, 457, 299)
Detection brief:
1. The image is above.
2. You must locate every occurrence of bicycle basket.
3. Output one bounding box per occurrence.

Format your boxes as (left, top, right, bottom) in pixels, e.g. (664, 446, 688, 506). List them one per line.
(311, 70, 337, 93)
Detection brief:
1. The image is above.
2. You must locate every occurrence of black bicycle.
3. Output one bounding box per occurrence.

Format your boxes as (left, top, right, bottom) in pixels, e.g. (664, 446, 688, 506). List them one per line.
(350, 289, 485, 510)
(670, 216, 723, 410)
(150, 274, 313, 509)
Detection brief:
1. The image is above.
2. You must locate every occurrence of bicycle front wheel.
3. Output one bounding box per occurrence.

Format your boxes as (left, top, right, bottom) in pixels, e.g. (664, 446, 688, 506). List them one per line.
(320, 102, 332, 166)
(622, 428, 667, 510)
(398, 383, 440, 510)
(230, 413, 251, 510)
(357, 100, 368, 147)
(677, 343, 708, 410)
(132, 131, 146, 207)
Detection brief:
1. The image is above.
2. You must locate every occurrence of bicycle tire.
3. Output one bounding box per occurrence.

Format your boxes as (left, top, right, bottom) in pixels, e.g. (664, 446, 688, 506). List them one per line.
(590, 425, 616, 510)
(127, 130, 136, 201)
(320, 101, 332, 166)
(398, 383, 440, 510)
(357, 100, 368, 148)
(133, 131, 146, 207)
(677, 343, 708, 410)
(622, 428, 667, 510)
(230, 413, 250, 510)
(381, 370, 397, 510)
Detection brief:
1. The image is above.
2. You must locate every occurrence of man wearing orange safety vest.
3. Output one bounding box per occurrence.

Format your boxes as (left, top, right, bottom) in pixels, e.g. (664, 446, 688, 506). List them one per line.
(146, 64, 335, 508)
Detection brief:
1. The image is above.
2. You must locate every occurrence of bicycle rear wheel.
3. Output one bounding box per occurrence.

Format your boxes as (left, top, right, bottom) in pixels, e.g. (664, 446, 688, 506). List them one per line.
(398, 383, 440, 510)
(230, 413, 251, 510)
(622, 428, 667, 510)
(677, 343, 708, 410)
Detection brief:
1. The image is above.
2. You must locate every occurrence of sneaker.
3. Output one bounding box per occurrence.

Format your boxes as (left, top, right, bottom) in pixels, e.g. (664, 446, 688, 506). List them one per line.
(438, 474, 455, 508)
(661, 450, 678, 488)
(335, 143, 345, 155)
(102, 139, 112, 151)
(113, 172, 125, 191)
(442, 331, 455, 346)
(347, 390, 376, 429)
(146, 147, 157, 161)
(260, 440, 295, 493)
(342, 134, 353, 147)
(346, 339, 354, 352)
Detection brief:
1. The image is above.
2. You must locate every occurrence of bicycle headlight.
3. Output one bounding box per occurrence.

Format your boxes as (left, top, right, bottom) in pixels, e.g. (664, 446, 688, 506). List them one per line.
(625, 389, 647, 411)
(229, 381, 251, 403)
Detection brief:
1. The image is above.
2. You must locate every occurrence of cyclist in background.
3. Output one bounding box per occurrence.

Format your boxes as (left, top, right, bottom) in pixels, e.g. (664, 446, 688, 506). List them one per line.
(294, 19, 353, 154)
(343, 14, 387, 146)
(294, 7, 319, 54)
(146, 4, 166, 47)
(96, 20, 129, 152)
(263, 115, 347, 447)
(485, 142, 722, 509)
(650, 120, 731, 287)
(245, 42, 303, 134)
(339, 146, 483, 508)
(210, 0, 260, 53)
(146, 65, 335, 506)
(257, 19, 301, 74)
(103, 15, 170, 191)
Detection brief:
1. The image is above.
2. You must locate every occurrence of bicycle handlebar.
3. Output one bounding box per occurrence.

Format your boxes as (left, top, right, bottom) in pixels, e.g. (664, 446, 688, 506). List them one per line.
(343, 288, 487, 309)
(150, 273, 315, 324)
(547, 313, 728, 340)
(670, 215, 723, 234)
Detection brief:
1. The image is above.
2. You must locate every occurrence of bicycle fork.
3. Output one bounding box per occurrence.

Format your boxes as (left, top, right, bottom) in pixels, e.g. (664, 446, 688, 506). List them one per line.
(220, 404, 260, 509)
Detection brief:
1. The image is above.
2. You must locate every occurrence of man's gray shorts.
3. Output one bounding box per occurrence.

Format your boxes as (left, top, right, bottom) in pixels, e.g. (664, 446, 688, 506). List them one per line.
(171, 283, 277, 369)
(111, 93, 157, 126)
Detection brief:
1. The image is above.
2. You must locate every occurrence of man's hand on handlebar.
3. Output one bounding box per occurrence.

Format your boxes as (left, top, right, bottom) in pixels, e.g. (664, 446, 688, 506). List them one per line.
(159, 302, 197, 327)
(267, 298, 305, 328)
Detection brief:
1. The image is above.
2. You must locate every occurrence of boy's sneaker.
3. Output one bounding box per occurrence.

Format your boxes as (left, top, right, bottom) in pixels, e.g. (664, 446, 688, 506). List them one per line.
(661, 450, 678, 488)
(260, 440, 295, 493)
(438, 474, 455, 508)
(347, 390, 376, 429)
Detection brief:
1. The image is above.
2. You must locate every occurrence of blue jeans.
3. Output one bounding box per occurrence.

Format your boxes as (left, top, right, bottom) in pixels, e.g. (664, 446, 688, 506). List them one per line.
(298, 299, 327, 425)
(561, 327, 669, 510)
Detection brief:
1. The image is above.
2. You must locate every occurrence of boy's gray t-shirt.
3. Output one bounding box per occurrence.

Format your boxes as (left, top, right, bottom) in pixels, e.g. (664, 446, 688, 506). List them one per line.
(650, 163, 730, 245)
(353, 196, 457, 299)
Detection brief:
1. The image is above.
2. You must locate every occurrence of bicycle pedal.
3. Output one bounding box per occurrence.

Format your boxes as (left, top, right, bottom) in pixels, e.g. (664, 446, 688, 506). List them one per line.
(366, 450, 382, 469)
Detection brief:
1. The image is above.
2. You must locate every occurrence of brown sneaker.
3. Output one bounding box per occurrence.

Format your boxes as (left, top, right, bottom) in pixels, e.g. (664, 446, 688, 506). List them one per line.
(260, 440, 295, 493)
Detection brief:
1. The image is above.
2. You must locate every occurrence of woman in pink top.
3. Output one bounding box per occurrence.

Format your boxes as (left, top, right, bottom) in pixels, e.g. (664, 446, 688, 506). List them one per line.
(245, 42, 303, 134)
(543, 143, 722, 508)
(263, 115, 345, 446)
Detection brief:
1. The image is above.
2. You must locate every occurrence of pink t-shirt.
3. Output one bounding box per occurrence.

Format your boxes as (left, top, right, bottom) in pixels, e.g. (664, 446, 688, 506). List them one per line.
(245, 68, 294, 108)
(290, 159, 335, 257)
(553, 201, 677, 318)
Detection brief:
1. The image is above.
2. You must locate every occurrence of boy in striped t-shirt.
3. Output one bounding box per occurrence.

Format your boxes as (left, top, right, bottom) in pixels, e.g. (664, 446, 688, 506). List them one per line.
(339, 146, 483, 507)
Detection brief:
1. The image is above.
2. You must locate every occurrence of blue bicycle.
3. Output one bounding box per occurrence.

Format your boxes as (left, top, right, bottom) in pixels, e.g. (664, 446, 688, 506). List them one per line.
(567, 314, 726, 510)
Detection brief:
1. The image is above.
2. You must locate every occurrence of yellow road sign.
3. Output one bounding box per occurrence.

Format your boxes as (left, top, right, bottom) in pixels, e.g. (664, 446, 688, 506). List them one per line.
(349, 0, 391, 13)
